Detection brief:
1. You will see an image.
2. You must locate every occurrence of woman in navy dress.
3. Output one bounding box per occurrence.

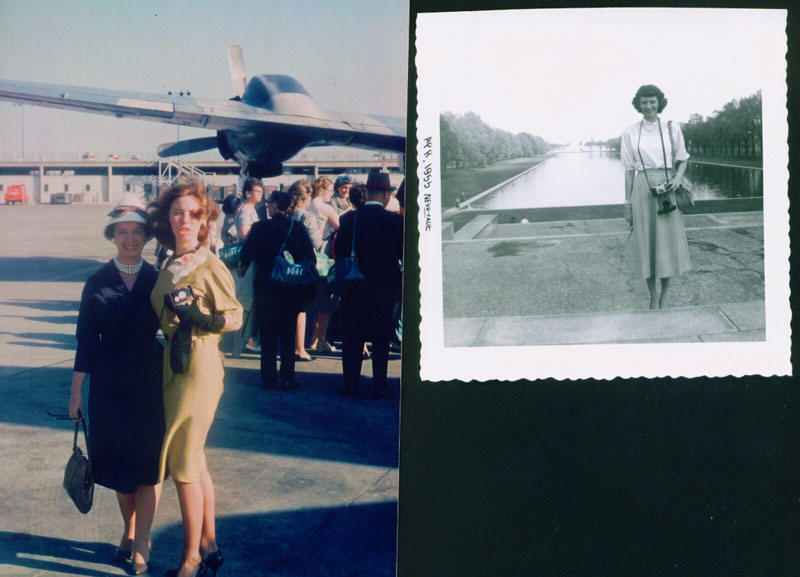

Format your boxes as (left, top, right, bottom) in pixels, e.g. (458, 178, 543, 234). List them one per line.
(69, 195, 165, 575)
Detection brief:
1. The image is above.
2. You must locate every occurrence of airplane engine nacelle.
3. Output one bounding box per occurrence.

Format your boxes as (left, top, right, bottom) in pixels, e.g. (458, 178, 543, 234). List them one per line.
(246, 161, 284, 178)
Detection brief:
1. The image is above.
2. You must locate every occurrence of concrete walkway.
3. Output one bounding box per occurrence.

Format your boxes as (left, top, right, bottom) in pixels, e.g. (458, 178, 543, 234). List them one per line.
(0, 204, 400, 577)
(445, 300, 765, 347)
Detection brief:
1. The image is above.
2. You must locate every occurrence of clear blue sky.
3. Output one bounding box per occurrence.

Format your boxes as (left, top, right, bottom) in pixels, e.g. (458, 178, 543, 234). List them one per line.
(0, 0, 409, 160)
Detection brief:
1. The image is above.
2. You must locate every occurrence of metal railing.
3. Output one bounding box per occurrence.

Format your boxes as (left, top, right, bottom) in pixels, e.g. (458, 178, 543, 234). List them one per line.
(157, 158, 208, 189)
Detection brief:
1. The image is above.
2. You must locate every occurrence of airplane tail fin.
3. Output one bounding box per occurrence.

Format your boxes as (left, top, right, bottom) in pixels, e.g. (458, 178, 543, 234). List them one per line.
(228, 45, 246, 98)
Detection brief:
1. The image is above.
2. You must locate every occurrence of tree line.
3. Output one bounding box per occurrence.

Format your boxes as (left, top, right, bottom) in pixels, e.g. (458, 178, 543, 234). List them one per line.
(681, 91, 761, 158)
(440, 111, 551, 169)
(597, 91, 762, 160)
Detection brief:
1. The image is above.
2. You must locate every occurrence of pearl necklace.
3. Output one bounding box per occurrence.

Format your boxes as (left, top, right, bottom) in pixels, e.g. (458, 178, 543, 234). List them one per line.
(114, 258, 143, 275)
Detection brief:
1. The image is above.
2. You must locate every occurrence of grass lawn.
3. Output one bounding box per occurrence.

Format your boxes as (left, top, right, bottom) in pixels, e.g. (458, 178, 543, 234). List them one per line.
(441, 156, 547, 210)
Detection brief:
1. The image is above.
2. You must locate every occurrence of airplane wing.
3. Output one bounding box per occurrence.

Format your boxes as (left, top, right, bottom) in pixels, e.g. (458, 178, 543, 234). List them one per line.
(0, 79, 406, 152)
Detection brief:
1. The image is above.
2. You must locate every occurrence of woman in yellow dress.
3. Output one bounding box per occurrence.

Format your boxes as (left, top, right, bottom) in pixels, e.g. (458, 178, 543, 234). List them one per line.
(149, 178, 242, 577)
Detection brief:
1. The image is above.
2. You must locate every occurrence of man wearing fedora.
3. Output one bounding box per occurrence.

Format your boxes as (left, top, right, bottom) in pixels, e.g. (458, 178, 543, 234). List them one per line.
(334, 171, 403, 398)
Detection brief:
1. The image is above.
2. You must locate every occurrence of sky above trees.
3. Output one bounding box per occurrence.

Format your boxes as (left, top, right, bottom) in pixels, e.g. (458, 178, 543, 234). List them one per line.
(417, 8, 784, 146)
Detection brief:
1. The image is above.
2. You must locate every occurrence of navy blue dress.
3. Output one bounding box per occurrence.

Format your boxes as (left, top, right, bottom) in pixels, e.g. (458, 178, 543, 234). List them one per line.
(74, 260, 164, 494)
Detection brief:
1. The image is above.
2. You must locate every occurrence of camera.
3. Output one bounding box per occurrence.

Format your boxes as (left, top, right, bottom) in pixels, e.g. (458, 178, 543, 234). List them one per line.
(168, 286, 195, 309)
(650, 183, 668, 196)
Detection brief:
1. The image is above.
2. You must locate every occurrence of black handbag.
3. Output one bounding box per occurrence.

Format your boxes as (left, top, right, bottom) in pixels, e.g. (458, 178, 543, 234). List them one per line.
(668, 121, 694, 211)
(63, 417, 94, 514)
(268, 220, 318, 286)
(328, 211, 365, 291)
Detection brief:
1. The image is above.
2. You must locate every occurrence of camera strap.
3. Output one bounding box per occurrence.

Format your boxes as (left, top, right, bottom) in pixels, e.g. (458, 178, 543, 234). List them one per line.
(637, 118, 671, 189)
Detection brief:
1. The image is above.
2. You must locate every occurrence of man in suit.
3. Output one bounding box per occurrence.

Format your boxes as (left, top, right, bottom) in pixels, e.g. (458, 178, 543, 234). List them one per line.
(334, 171, 403, 398)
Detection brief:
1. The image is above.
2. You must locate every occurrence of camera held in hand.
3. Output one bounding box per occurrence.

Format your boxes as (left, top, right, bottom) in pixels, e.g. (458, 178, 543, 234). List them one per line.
(166, 286, 195, 374)
(650, 183, 677, 214)
(167, 286, 195, 309)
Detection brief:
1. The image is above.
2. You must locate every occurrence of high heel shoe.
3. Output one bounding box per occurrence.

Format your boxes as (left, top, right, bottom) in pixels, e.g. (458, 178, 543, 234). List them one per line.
(129, 545, 152, 574)
(203, 550, 224, 576)
(113, 547, 133, 564)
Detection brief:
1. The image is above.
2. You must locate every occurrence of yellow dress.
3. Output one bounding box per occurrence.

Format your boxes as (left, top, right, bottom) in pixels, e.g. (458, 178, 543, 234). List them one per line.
(150, 246, 242, 483)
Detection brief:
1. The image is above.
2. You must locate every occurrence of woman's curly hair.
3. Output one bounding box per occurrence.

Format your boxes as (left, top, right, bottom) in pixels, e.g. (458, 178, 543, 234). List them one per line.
(311, 176, 333, 198)
(148, 177, 219, 250)
(632, 84, 668, 113)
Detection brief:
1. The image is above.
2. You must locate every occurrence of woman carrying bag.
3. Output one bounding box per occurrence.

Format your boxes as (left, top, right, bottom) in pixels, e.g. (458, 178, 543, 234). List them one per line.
(69, 195, 165, 574)
(240, 190, 316, 390)
(620, 84, 692, 309)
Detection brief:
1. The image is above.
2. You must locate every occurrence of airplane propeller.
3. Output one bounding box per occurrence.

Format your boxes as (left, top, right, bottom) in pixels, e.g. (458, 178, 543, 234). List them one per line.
(158, 45, 248, 163)
(157, 136, 219, 158)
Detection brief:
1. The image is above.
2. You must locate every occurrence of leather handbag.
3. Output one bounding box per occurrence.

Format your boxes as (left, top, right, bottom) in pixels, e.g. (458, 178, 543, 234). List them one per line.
(328, 211, 365, 291)
(667, 121, 695, 211)
(268, 220, 317, 286)
(63, 417, 94, 514)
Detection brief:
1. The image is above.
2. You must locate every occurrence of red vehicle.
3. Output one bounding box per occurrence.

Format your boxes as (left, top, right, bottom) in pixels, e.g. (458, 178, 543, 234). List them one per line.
(4, 184, 29, 204)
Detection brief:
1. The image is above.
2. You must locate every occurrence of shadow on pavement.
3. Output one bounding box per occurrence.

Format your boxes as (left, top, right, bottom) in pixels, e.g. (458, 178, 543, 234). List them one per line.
(4, 333, 77, 349)
(150, 502, 398, 577)
(0, 257, 102, 282)
(1, 362, 400, 469)
(0, 501, 397, 577)
(0, 533, 118, 577)
(0, 300, 80, 312)
(6, 314, 80, 325)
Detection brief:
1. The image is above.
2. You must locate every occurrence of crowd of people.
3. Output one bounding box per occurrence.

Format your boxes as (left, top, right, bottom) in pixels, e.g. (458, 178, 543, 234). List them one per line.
(68, 170, 403, 576)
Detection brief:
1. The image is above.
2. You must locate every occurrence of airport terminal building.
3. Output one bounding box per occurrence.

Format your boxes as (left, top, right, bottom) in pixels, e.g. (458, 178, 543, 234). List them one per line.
(0, 152, 403, 204)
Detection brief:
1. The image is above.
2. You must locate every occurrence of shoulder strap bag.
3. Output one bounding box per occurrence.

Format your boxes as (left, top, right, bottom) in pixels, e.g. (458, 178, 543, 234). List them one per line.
(328, 211, 365, 292)
(268, 219, 318, 286)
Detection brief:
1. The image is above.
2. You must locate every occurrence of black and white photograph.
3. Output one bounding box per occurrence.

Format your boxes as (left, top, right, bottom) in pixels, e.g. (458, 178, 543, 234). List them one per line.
(416, 7, 790, 380)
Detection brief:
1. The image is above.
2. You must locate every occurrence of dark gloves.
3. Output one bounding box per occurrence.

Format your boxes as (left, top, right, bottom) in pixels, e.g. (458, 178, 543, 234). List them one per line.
(163, 292, 225, 374)
(170, 321, 193, 374)
(163, 294, 226, 332)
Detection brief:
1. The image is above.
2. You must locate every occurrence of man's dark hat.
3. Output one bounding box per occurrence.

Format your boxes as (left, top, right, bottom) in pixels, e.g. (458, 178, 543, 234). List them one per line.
(366, 171, 396, 192)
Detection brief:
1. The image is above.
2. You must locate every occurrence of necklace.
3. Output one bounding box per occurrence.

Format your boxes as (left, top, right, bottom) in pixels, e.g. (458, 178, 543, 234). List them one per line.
(173, 244, 201, 259)
(114, 258, 143, 275)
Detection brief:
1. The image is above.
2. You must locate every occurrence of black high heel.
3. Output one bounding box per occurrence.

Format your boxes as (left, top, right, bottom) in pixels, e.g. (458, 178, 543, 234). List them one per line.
(203, 550, 224, 575)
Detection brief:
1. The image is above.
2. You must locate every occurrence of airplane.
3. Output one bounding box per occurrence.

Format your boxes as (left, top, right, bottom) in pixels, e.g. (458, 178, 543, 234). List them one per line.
(0, 45, 406, 177)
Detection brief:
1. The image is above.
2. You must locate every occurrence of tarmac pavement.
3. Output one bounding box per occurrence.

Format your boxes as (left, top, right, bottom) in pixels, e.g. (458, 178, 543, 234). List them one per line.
(0, 204, 400, 577)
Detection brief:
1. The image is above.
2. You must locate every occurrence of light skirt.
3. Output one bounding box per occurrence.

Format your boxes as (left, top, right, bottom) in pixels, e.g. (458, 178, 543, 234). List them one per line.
(630, 170, 691, 280)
